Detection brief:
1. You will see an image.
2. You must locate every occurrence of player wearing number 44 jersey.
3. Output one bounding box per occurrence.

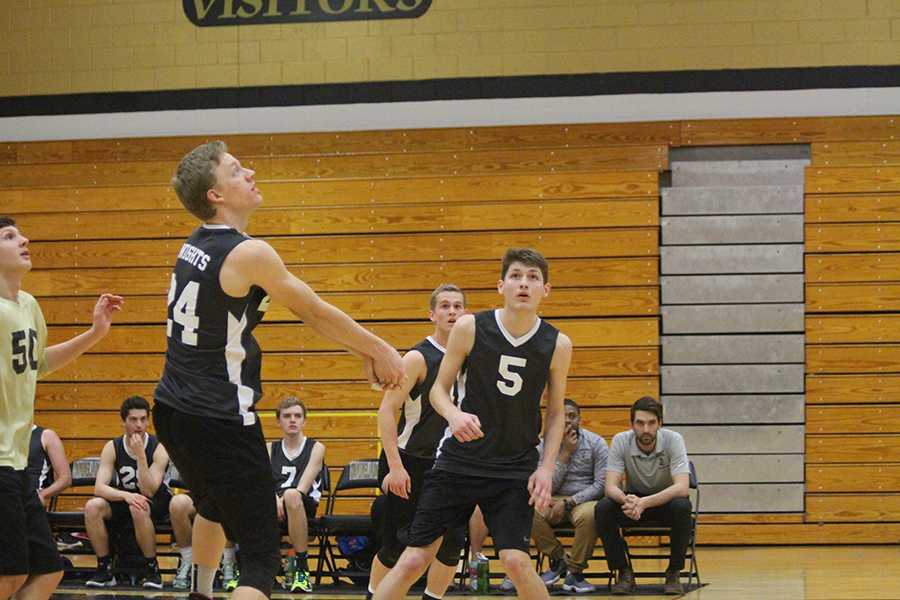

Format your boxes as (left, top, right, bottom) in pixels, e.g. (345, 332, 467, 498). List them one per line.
(374, 248, 573, 600)
(0, 216, 122, 600)
(153, 141, 404, 600)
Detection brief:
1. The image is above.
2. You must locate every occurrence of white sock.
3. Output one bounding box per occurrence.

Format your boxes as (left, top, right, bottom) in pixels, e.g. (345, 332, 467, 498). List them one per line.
(424, 589, 443, 599)
(193, 565, 216, 596)
(179, 546, 192, 564)
(222, 547, 236, 566)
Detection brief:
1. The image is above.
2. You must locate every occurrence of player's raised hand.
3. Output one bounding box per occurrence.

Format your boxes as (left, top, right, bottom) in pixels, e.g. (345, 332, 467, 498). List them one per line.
(527, 466, 553, 513)
(91, 293, 124, 335)
(448, 409, 483, 443)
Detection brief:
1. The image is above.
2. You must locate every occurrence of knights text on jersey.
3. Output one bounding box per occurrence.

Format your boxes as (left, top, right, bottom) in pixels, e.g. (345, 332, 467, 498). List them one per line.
(435, 310, 559, 480)
(270, 438, 324, 503)
(397, 336, 451, 460)
(113, 434, 168, 493)
(154, 225, 270, 425)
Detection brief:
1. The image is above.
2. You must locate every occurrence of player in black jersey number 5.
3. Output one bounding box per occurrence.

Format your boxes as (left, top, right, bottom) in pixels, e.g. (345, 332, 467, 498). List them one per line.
(374, 248, 572, 600)
(153, 142, 404, 600)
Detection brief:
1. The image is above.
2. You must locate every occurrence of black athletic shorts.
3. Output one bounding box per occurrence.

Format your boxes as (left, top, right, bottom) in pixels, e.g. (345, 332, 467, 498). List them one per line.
(275, 487, 319, 521)
(109, 486, 172, 530)
(153, 401, 279, 593)
(0, 466, 63, 576)
(400, 467, 534, 553)
(376, 451, 466, 567)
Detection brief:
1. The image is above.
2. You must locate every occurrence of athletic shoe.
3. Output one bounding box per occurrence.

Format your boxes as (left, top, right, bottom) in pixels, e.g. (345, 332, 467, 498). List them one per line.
(223, 564, 239, 592)
(499, 576, 515, 592)
(85, 564, 116, 588)
(664, 570, 683, 595)
(143, 562, 164, 589)
(562, 572, 596, 593)
(289, 569, 313, 593)
(540, 558, 566, 586)
(172, 558, 191, 590)
(611, 567, 636, 595)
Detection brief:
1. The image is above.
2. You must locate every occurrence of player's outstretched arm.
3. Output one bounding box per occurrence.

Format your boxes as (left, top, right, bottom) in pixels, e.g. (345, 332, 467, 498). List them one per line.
(378, 350, 425, 499)
(429, 314, 482, 442)
(42, 293, 123, 376)
(528, 332, 572, 512)
(222, 240, 403, 388)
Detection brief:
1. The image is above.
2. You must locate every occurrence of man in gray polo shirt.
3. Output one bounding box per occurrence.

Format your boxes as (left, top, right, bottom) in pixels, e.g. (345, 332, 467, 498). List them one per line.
(595, 396, 691, 596)
(533, 399, 608, 593)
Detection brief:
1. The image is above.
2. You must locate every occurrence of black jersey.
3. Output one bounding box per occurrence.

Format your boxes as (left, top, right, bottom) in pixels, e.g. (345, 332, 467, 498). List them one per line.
(155, 225, 270, 426)
(435, 310, 559, 480)
(25, 425, 53, 491)
(270, 438, 324, 503)
(397, 336, 451, 460)
(113, 434, 167, 493)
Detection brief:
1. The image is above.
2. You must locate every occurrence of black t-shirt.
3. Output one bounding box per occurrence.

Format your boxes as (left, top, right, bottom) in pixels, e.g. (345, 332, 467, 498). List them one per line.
(270, 438, 324, 503)
(435, 310, 559, 480)
(155, 225, 269, 425)
(397, 336, 452, 460)
(113, 433, 167, 493)
(25, 425, 53, 491)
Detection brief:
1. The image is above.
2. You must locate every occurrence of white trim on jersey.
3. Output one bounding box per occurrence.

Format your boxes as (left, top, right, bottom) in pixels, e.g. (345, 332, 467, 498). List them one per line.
(425, 335, 447, 353)
(494, 309, 542, 348)
(201, 224, 234, 230)
(435, 368, 466, 459)
(282, 437, 307, 462)
(226, 310, 257, 426)
(396, 392, 423, 451)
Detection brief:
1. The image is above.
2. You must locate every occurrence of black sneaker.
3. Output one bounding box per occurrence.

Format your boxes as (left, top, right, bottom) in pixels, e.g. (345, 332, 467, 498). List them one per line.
(143, 561, 163, 590)
(85, 564, 116, 588)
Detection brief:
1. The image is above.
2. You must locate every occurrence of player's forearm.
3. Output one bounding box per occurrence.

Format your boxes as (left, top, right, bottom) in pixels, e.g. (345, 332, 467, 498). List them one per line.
(429, 384, 459, 422)
(42, 327, 106, 375)
(302, 298, 390, 359)
(96, 483, 130, 503)
(539, 406, 565, 471)
(377, 405, 404, 470)
(41, 477, 70, 500)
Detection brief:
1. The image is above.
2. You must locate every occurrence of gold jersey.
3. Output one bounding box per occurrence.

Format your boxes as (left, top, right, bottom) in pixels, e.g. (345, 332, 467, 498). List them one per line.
(0, 291, 48, 470)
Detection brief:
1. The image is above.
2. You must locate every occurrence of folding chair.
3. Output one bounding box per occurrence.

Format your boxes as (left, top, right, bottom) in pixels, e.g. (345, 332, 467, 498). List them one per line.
(316, 459, 380, 586)
(617, 461, 701, 588)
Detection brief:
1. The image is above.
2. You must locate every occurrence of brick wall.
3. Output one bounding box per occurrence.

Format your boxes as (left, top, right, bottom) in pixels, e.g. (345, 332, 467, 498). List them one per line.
(0, 0, 899, 97)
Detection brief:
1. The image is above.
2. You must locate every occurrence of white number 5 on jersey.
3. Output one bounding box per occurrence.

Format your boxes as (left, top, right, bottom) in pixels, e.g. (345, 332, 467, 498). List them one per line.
(497, 355, 527, 396)
(167, 274, 199, 346)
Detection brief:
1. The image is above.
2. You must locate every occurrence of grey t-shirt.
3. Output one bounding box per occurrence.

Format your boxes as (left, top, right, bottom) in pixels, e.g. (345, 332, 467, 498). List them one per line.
(607, 428, 689, 496)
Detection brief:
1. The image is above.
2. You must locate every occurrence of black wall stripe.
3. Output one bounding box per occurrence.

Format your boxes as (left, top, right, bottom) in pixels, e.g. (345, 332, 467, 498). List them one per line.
(1, 65, 897, 118)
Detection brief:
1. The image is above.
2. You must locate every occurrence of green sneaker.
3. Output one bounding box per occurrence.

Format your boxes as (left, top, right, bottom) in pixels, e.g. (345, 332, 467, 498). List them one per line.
(289, 569, 312, 593)
(222, 563, 239, 592)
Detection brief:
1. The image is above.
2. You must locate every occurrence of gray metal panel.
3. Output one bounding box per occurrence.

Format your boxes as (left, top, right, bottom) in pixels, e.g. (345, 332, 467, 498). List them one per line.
(661, 275, 804, 304)
(661, 244, 804, 274)
(662, 334, 805, 364)
(671, 160, 809, 187)
(671, 425, 805, 453)
(699, 483, 805, 512)
(661, 185, 804, 215)
(662, 365, 804, 393)
(690, 455, 804, 483)
(661, 215, 804, 244)
(663, 394, 805, 424)
(662, 304, 804, 334)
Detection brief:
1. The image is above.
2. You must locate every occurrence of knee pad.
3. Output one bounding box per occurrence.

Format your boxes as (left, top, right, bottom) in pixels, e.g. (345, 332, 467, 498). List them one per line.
(377, 544, 400, 569)
(436, 526, 466, 567)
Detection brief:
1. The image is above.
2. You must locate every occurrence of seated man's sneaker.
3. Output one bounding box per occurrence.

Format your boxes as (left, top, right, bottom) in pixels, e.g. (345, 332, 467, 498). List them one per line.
(499, 576, 515, 592)
(562, 572, 596, 594)
(664, 570, 684, 595)
(172, 558, 191, 590)
(611, 567, 636, 595)
(290, 569, 313, 593)
(143, 561, 163, 590)
(85, 564, 116, 588)
(539, 558, 567, 586)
